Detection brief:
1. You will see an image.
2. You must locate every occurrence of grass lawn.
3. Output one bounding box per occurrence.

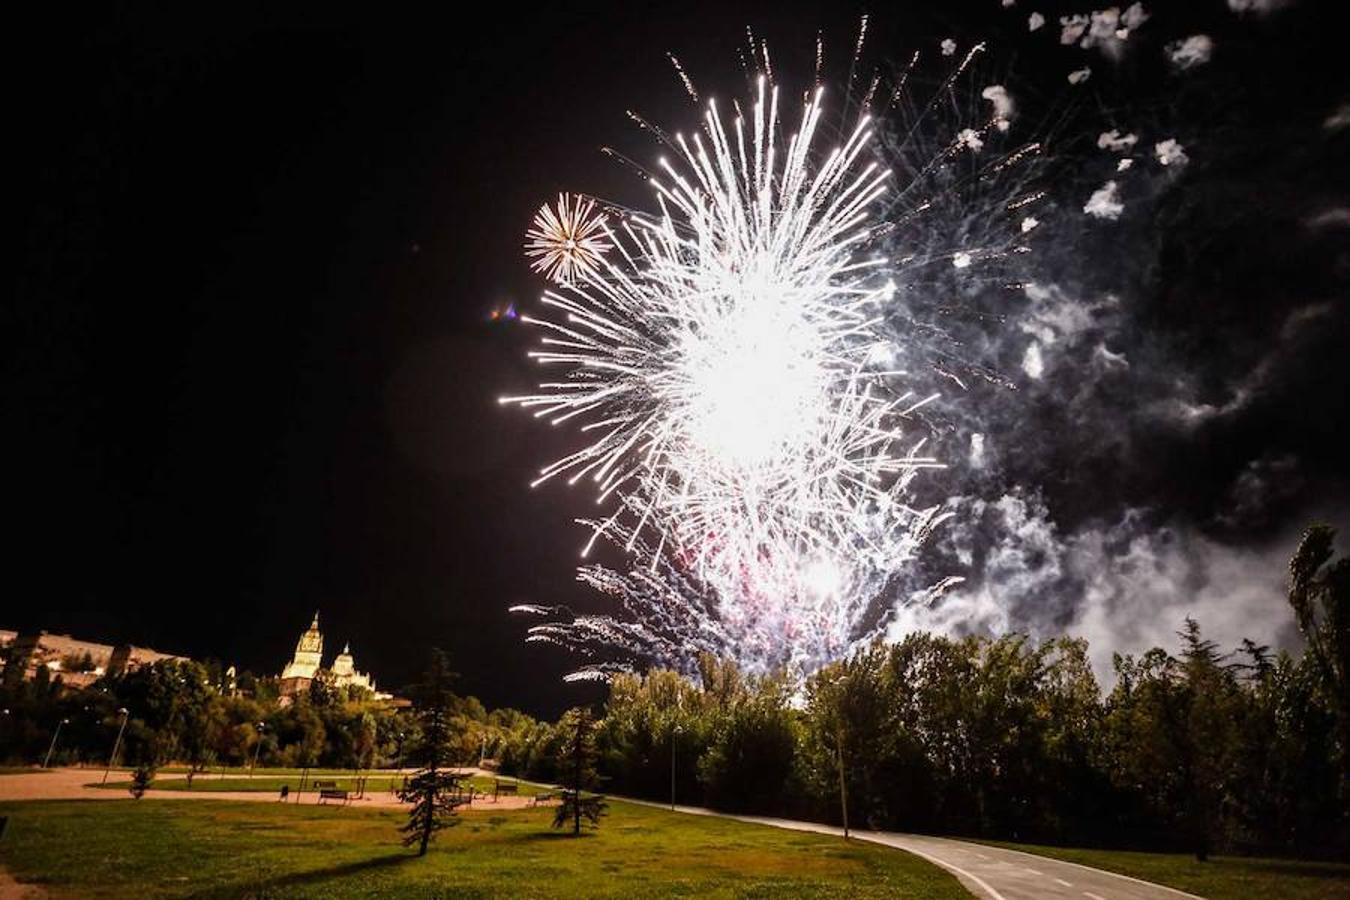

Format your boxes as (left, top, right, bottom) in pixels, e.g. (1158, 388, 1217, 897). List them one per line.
(0, 766, 49, 775)
(0, 799, 970, 900)
(93, 774, 540, 797)
(980, 840, 1350, 900)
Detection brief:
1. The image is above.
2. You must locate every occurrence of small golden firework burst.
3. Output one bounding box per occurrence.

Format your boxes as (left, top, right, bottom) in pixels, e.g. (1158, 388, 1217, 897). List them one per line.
(525, 193, 612, 283)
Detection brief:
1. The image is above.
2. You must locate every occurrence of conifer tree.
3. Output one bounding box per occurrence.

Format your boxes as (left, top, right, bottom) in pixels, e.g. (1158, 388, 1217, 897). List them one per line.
(398, 649, 467, 856)
(553, 707, 607, 835)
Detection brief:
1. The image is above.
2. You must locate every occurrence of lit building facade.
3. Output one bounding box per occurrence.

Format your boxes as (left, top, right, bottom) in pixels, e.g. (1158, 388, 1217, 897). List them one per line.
(277, 612, 385, 702)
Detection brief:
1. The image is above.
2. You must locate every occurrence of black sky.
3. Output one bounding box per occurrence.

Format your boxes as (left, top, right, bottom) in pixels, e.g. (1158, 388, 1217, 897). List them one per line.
(9, 1, 1347, 716)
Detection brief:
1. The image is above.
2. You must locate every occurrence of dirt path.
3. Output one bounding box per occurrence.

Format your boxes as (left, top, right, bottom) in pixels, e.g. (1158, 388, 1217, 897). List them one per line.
(0, 768, 543, 811)
(0, 867, 48, 900)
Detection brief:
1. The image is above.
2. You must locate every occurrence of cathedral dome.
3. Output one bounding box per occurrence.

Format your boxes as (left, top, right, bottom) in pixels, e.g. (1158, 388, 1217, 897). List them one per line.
(295, 612, 323, 655)
(332, 642, 355, 677)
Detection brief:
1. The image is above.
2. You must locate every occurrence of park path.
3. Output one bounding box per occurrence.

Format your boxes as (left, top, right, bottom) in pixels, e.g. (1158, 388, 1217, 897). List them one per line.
(0, 768, 540, 811)
(624, 799, 1205, 900)
(0, 867, 47, 900)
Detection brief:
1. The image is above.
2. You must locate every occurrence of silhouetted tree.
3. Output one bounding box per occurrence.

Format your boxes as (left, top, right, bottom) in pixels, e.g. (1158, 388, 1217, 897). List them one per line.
(553, 707, 606, 835)
(1288, 524, 1350, 798)
(1176, 618, 1241, 861)
(398, 649, 465, 856)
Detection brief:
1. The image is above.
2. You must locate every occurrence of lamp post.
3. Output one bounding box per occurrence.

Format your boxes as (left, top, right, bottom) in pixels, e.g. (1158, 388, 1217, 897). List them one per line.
(43, 718, 70, 769)
(391, 730, 405, 797)
(670, 724, 681, 811)
(835, 726, 849, 841)
(248, 723, 266, 778)
(101, 708, 130, 784)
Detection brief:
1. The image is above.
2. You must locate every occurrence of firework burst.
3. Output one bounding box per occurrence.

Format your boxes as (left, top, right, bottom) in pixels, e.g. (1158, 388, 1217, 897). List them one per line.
(504, 24, 1054, 679)
(504, 75, 960, 674)
(524, 193, 612, 283)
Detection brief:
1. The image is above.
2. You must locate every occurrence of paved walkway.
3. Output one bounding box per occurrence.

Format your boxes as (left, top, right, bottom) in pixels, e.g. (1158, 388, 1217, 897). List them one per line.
(626, 800, 1203, 900)
(0, 768, 541, 811)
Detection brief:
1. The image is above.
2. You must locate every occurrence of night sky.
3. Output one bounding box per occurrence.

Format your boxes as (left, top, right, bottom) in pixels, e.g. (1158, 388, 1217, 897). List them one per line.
(10, 2, 1347, 716)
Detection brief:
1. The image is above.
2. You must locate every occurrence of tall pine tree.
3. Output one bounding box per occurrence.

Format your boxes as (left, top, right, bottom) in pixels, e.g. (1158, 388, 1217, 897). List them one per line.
(553, 707, 607, 835)
(399, 649, 468, 856)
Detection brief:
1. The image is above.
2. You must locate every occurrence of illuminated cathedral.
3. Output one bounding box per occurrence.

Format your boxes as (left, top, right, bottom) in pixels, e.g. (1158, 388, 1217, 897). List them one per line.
(278, 612, 383, 701)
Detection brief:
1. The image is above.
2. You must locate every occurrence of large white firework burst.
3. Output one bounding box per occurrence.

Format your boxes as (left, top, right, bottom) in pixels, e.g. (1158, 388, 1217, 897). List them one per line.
(505, 77, 954, 675)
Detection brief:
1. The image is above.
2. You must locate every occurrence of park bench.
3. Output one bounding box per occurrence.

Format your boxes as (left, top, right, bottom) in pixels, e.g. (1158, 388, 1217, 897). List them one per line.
(531, 792, 557, 807)
(318, 788, 350, 805)
(493, 779, 519, 800)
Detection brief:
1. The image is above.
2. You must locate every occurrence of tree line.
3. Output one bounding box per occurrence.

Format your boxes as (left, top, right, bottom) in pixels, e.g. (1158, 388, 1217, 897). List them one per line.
(0, 655, 503, 775)
(3, 525, 1345, 861)
(489, 525, 1348, 860)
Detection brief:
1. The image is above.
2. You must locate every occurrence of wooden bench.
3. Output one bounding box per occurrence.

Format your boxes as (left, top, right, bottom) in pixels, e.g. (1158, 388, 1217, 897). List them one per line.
(318, 789, 350, 805)
(493, 780, 519, 800)
(531, 792, 557, 807)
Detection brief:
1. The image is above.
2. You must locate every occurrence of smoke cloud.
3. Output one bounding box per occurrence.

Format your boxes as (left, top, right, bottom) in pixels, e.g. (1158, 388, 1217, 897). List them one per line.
(885, 1, 1347, 676)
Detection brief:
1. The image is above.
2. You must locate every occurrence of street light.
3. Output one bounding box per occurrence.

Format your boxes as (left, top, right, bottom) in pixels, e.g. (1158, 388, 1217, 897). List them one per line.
(248, 723, 267, 778)
(101, 708, 130, 784)
(670, 724, 682, 811)
(43, 718, 70, 769)
(391, 730, 406, 797)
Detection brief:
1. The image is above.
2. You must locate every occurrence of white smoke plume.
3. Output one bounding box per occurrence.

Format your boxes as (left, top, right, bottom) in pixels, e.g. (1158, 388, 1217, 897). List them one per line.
(1084, 181, 1124, 219)
(888, 490, 1312, 681)
(1154, 138, 1188, 167)
(1166, 35, 1214, 71)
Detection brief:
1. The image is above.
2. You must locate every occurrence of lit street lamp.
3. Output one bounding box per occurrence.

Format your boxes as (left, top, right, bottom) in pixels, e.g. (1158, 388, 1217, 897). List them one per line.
(43, 718, 70, 769)
(102, 708, 130, 784)
(248, 722, 267, 778)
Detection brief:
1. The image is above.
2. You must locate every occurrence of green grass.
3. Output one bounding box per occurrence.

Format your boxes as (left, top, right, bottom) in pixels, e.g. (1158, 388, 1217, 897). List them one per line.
(0, 766, 50, 775)
(0, 799, 970, 899)
(980, 840, 1350, 900)
(93, 774, 541, 797)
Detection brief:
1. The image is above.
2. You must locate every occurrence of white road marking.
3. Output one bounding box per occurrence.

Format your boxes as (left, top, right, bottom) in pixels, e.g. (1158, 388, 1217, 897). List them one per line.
(973, 852, 992, 860)
(1084, 892, 1108, 900)
(1055, 878, 1074, 887)
(979, 842, 1206, 899)
(866, 841, 1011, 900)
(1024, 868, 1045, 876)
